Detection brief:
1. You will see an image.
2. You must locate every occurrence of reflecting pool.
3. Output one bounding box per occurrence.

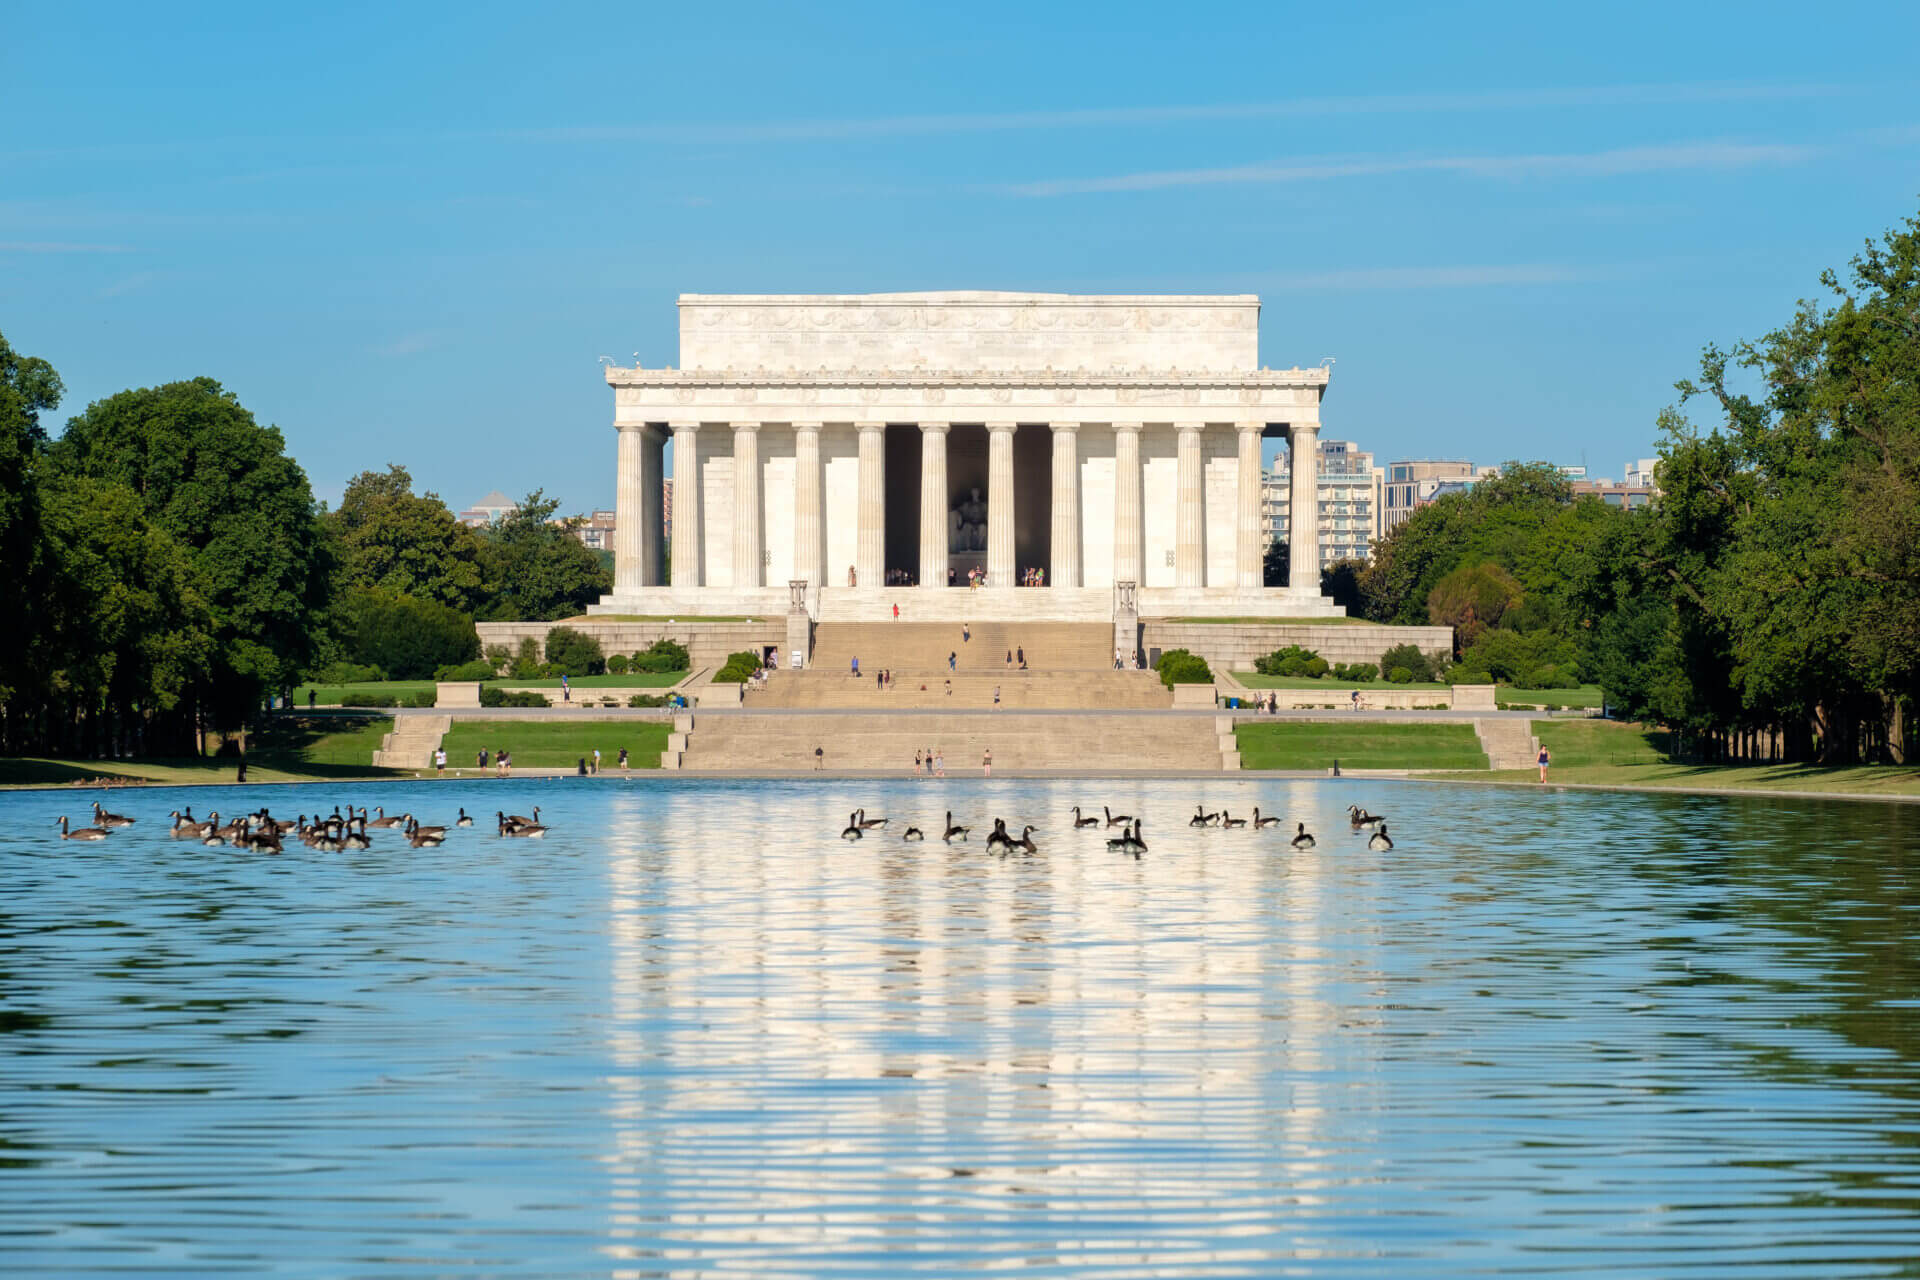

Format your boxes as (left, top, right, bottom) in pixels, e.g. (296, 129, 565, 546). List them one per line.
(3, 777, 1918, 1276)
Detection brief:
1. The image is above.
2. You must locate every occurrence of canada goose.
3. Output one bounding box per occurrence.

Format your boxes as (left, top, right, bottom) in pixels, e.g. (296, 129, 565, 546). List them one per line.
(503, 807, 540, 831)
(1252, 808, 1281, 829)
(856, 808, 888, 830)
(238, 827, 283, 854)
(56, 815, 110, 841)
(1291, 822, 1315, 850)
(1221, 810, 1247, 829)
(169, 807, 194, 830)
(1011, 825, 1038, 854)
(841, 812, 864, 840)
(168, 810, 202, 838)
(91, 802, 135, 828)
(407, 819, 445, 848)
(942, 811, 970, 842)
(1368, 822, 1393, 852)
(499, 815, 547, 838)
(903, 826, 925, 842)
(1071, 806, 1099, 828)
(342, 816, 371, 849)
(410, 818, 448, 840)
(1190, 805, 1219, 827)
(455, 808, 474, 828)
(985, 819, 1014, 851)
(1346, 805, 1382, 828)
(311, 823, 344, 852)
(1104, 805, 1132, 828)
(368, 806, 406, 829)
(1106, 819, 1145, 854)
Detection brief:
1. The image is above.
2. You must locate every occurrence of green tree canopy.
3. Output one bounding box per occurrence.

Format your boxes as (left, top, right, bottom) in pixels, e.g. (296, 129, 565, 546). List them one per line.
(478, 490, 612, 621)
(330, 464, 489, 611)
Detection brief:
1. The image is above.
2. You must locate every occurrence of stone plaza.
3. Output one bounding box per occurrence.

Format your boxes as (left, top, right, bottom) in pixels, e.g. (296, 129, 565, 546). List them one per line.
(593, 292, 1348, 653)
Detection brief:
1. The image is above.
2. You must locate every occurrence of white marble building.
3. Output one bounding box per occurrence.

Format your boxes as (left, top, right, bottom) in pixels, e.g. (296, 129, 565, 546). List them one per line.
(594, 292, 1343, 622)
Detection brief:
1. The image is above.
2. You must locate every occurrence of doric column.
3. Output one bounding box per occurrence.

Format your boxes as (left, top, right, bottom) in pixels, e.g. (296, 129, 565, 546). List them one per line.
(1112, 422, 1143, 588)
(986, 422, 1016, 587)
(731, 422, 761, 588)
(1235, 422, 1264, 590)
(613, 423, 645, 593)
(1049, 422, 1081, 588)
(669, 423, 701, 589)
(639, 425, 666, 587)
(918, 423, 949, 590)
(1289, 421, 1321, 591)
(792, 423, 823, 598)
(1175, 421, 1205, 588)
(856, 424, 886, 587)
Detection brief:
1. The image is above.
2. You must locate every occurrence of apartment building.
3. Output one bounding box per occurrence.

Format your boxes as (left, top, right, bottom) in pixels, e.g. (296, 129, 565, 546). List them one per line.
(1261, 438, 1385, 566)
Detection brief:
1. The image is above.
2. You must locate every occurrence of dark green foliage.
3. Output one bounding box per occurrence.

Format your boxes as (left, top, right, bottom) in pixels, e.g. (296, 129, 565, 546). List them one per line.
(1154, 648, 1213, 687)
(329, 464, 488, 612)
(1456, 629, 1579, 684)
(606, 654, 630, 675)
(1333, 662, 1377, 682)
(1255, 645, 1329, 678)
(1387, 666, 1414, 684)
(341, 690, 436, 708)
(435, 659, 496, 681)
(627, 693, 670, 707)
(631, 638, 690, 673)
(479, 687, 550, 708)
(342, 587, 480, 681)
(1378, 643, 1438, 684)
(543, 626, 606, 676)
(1263, 538, 1288, 588)
(478, 491, 611, 621)
(1426, 561, 1524, 652)
(1320, 559, 1366, 613)
(510, 637, 541, 679)
(318, 661, 385, 683)
(713, 650, 762, 683)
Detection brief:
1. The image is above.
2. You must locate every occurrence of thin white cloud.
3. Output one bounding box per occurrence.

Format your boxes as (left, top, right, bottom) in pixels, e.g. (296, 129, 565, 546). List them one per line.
(1005, 139, 1818, 196)
(0, 240, 133, 252)
(373, 331, 445, 358)
(1259, 263, 1613, 290)
(493, 81, 1847, 146)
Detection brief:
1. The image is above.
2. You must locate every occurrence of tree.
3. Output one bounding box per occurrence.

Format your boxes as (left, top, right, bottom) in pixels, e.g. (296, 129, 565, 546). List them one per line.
(51, 378, 333, 730)
(340, 587, 480, 680)
(543, 626, 606, 676)
(1262, 538, 1288, 588)
(478, 490, 612, 621)
(0, 331, 61, 716)
(330, 464, 489, 612)
(1426, 562, 1524, 652)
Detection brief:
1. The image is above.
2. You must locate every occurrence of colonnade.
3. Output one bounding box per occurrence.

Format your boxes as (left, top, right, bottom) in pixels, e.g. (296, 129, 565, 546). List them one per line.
(616, 419, 1322, 595)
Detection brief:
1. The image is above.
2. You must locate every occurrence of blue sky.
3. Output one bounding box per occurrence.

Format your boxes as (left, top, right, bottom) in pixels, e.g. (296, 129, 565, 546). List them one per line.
(6, 0, 1919, 509)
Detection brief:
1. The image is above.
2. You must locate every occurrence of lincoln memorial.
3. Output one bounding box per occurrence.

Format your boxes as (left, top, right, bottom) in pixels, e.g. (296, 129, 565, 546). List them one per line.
(593, 291, 1345, 631)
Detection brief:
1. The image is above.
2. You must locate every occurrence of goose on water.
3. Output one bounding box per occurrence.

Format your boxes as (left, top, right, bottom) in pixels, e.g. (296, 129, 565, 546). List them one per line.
(856, 808, 888, 830)
(503, 807, 540, 831)
(1190, 805, 1219, 828)
(1252, 808, 1281, 829)
(57, 816, 110, 841)
(841, 812, 864, 840)
(942, 811, 971, 843)
(1368, 822, 1394, 852)
(1106, 819, 1146, 855)
(91, 802, 135, 828)
(368, 806, 407, 829)
(1010, 825, 1039, 855)
(1104, 805, 1132, 828)
(1346, 805, 1383, 828)
(985, 819, 1013, 851)
(1071, 806, 1100, 828)
(1220, 810, 1247, 829)
(499, 814, 547, 838)
(902, 826, 925, 842)
(1291, 822, 1316, 850)
(455, 809, 474, 828)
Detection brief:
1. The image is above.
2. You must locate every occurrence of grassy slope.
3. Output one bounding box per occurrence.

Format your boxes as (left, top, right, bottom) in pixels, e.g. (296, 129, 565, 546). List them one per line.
(1236, 723, 1489, 770)
(439, 720, 672, 769)
(0, 715, 400, 788)
(292, 673, 687, 704)
(502, 673, 685, 688)
(1230, 674, 1604, 708)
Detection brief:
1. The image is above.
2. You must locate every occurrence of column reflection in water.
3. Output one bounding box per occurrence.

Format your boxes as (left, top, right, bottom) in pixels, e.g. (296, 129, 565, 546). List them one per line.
(597, 778, 1341, 1272)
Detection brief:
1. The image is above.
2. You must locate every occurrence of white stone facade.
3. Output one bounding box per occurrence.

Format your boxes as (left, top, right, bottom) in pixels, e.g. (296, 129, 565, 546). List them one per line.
(594, 292, 1342, 622)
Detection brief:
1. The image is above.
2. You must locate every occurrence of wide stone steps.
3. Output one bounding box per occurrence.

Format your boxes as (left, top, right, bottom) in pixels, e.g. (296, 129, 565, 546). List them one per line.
(810, 621, 1114, 673)
(752, 669, 1170, 710)
(1473, 717, 1541, 770)
(679, 712, 1225, 772)
(372, 714, 451, 769)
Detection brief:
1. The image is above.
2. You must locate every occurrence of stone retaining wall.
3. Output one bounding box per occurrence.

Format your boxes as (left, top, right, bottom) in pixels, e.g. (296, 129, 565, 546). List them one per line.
(475, 620, 784, 669)
(1142, 621, 1452, 670)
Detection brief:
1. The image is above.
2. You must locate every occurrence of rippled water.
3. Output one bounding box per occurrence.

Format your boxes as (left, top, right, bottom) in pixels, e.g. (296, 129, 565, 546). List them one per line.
(3, 778, 1918, 1276)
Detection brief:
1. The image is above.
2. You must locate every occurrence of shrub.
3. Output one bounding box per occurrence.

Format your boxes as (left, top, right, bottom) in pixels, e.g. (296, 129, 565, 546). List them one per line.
(1333, 662, 1377, 682)
(1459, 628, 1580, 685)
(627, 693, 669, 708)
(479, 687, 550, 708)
(1302, 656, 1330, 679)
(1378, 643, 1437, 683)
(510, 637, 541, 680)
(343, 692, 397, 707)
(1523, 664, 1580, 690)
(1255, 644, 1324, 678)
(606, 654, 630, 675)
(482, 643, 512, 674)
(435, 659, 495, 681)
(713, 650, 762, 683)
(544, 626, 606, 676)
(1425, 561, 1524, 651)
(405, 690, 437, 707)
(632, 637, 690, 673)
(536, 662, 563, 679)
(1154, 647, 1213, 688)
(318, 660, 385, 684)
(341, 587, 480, 680)
(1387, 666, 1414, 684)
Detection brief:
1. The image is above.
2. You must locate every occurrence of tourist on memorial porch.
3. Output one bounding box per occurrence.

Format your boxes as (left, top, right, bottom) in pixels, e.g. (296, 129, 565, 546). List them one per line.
(892, 602, 899, 621)
(848, 565, 856, 587)
(1005, 648, 1013, 669)
(915, 749, 923, 774)
(993, 685, 1001, 708)
(1016, 646, 1025, 669)
(851, 656, 860, 678)
(934, 750, 945, 777)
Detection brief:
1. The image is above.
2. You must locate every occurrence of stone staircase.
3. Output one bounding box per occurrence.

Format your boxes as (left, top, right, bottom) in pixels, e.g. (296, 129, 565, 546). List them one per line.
(372, 714, 450, 769)
(678, 712, 1227, 772)
(810, 621, 1115, 672)
(1473, 718, 1539, 770)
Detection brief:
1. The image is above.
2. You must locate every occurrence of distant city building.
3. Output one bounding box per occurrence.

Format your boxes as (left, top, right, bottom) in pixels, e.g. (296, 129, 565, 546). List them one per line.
(1623, 457, 1659, 487)
(1381, 459, 1483, 532)
(570, 509, 617, 551)
(1572, 479, 1655, 509)
(457, 490, 518, 527)
(1261, 438, 1383, 566)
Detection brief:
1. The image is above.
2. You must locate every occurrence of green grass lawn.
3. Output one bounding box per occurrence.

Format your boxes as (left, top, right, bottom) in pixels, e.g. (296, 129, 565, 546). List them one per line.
(502, 672, 686, 688)
(291, 673, 689, 705)
(439, 720, 672, 770)
(1500, 685, 1605, 709)
(1235, 723, 1489, 770)
(1446, 762, 1920, 797)
(1168, 616, 1384, 626)
(0, 714, 400, 788)
(1233, 673, 1451, 691)
(290, 680, 439, 706)
(1532, 718, 1672, 767)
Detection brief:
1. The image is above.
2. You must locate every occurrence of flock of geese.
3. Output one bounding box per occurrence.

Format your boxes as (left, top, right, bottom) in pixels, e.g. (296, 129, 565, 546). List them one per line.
(54, 802, 552, 849)
(838, 802, 1394, 856)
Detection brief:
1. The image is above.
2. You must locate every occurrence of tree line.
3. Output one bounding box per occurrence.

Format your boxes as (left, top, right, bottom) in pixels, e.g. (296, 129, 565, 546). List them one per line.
(1348, 205, 1920, 764)
(0, 350, 609, 757)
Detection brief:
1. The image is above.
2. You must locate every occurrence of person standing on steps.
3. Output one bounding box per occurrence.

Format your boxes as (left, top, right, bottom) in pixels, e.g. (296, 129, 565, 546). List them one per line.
(618, 747, 628, 770)
(934, 749, 945, 777)
(1016, 645, 1025, 669)
(1537, 744, 1552, 783)
(1005, 648, 1012, 669)
(993, 684, 1001, 709)
(963, 622, 970, 643)
(982, 748, 992, 777)
(848, 565, 857, 587)
(949, 651, 957, 671)
(593, 748, 602, 774)
(892, 602, 899, 621)
(915, 749, 923, 775)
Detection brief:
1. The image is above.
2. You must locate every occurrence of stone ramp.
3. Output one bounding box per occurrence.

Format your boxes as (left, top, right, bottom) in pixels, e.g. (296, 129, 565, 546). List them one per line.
(1474, 717, 1540, 770)
(372, 714, 451, 769)
(680, 712, 1227, 772)
(753, 669, 1170, 710)
(811, 621, 1114, 673)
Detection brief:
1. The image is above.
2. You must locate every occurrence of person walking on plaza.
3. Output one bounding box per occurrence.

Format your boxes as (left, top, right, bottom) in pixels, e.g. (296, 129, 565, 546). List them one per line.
(435, 747, 446, 774)
(848, 565, 857, 587)
(1538, 744, 1552, 783)
(593, 748, 602, 773)
(618, 747, 628, 770)
(925, 747, 933, 775)
(1351, 689, 1361, 712)
(1005, 648, 1012, 669)
(963, 622, 970, 643)
(1016, 645, 1024, 669)
(993, 684, 1001, 709)
(562, 673, 570, 703)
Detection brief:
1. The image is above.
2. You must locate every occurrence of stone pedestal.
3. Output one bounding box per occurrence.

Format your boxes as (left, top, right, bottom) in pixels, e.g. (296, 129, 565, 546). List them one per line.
(1113, 579, 1140, 668)
(786, 579, 813, 669)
